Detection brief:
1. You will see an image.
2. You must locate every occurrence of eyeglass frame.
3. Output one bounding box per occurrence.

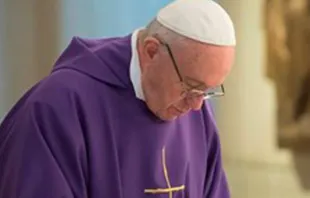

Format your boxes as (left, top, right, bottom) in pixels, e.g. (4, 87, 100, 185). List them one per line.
(153, 34, 225, 100)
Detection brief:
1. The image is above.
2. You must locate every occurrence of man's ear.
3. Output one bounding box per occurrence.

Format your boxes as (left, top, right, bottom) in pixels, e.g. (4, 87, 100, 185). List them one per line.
(142, 37, 161, 61)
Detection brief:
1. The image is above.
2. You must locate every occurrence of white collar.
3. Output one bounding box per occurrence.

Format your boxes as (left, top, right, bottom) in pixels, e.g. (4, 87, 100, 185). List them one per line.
(130, 28, 145, 101)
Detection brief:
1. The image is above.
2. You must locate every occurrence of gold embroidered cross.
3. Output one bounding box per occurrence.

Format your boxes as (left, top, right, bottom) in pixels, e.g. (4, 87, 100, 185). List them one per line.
(144, 147, 185, 198)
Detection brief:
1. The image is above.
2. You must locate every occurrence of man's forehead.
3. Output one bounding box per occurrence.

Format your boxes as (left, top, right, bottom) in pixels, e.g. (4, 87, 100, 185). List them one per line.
(189, 45, 235, 68)
(182, 47, 234, 85)
(179, 41, 234, 60)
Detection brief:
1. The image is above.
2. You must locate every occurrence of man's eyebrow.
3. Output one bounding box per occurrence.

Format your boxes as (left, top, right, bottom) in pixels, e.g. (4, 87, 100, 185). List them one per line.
(184, 76, 207, 90)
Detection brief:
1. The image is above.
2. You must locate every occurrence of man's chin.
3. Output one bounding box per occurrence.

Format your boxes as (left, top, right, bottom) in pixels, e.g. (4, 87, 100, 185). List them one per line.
(158, 114, 178, 121)
(146, 103, 179, 121)
(154, 110, 179, 121)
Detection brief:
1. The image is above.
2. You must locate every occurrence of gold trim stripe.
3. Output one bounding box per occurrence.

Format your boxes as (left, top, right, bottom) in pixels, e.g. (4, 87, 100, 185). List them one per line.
(144, 147, 185, 198)
(144, 185, 185, 194)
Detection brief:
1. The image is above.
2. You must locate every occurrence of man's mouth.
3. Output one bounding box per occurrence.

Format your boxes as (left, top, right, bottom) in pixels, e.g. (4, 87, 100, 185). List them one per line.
(173, 106, 188, 115)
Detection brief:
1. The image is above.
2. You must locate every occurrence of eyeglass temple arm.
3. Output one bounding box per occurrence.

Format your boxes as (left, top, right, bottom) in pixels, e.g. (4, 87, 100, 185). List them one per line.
(165, 44, 184, 82)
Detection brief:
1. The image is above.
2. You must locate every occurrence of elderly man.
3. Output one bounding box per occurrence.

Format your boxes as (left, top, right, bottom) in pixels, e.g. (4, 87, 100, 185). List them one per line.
(0, 0, 235, 197)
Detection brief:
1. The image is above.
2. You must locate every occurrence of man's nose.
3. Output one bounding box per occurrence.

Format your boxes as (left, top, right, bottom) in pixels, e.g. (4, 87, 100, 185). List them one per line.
(186, 96, 204, 110)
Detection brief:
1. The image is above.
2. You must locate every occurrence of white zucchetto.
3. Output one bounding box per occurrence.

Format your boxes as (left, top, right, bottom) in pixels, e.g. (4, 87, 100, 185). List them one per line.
(156, 0, 236, 46)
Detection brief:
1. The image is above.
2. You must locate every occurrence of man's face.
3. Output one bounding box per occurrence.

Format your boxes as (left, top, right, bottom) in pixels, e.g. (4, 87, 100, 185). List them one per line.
(140, 36, 235, 121)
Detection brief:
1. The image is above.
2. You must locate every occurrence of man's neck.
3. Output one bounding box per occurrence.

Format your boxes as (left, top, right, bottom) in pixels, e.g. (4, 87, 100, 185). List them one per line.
(136, 31, 145, 73)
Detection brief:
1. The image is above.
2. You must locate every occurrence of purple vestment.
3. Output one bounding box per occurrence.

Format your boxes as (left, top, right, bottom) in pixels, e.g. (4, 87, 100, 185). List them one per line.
(0, 34, 230, 198)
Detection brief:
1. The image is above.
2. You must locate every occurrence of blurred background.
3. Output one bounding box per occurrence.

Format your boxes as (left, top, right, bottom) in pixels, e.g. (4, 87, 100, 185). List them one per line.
(1, 0, 310, 197)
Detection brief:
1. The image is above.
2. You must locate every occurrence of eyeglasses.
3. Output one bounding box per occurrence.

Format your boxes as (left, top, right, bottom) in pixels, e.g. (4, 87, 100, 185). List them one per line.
(154, 35, 225, 100)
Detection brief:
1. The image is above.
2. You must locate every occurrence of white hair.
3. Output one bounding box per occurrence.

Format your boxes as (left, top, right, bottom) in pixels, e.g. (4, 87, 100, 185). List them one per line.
(142, 19, 191, 47)
(141, 19, 203, 65)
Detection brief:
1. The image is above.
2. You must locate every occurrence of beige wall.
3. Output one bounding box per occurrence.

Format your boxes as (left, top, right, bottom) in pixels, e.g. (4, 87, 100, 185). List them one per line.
(0, 0, 6, 115)
(0, 1, 37, 114)
(0, 1, 60, 118)
(217, 0, 310, 197)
